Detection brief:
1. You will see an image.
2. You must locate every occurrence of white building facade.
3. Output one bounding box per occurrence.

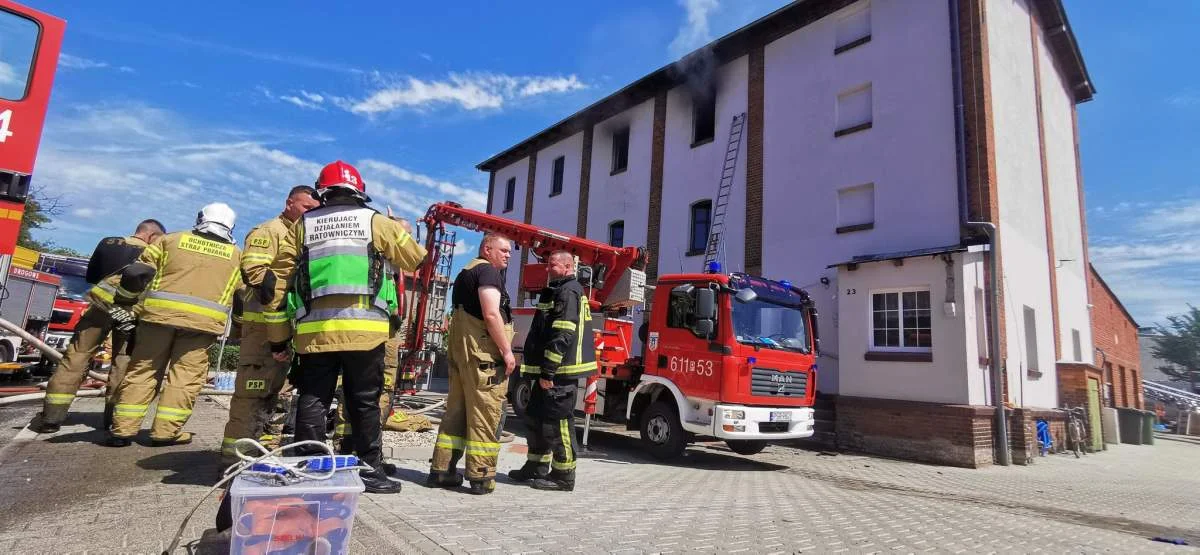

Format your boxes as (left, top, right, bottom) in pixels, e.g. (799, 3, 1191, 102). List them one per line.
(480, 0, 1095, 467)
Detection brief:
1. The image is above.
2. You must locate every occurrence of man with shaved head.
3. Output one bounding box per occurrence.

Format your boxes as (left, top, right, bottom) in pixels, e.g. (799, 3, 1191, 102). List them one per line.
(510, 250, 597, 492)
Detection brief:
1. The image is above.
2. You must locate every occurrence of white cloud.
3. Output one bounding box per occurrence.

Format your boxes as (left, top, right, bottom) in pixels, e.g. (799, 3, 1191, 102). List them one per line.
(81, 28, 363, 75)
(59, 54, 110, 70)
(341, 72, 586, 116)
(358, 159, 487, 209)
(32, 101, 479, 256)
(0, 61, 16, 85)
(1167, 90, 1200, 108)
(1089, 197, 1200, 326)
(669, 0, 720, 58)
(279, 95, 325, 110)
(299, 91, 324, 103)
(453, 239, 473, 256)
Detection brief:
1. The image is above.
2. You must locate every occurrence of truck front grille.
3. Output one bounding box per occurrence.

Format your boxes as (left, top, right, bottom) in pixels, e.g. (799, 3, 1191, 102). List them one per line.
(750, 367, 808, 398)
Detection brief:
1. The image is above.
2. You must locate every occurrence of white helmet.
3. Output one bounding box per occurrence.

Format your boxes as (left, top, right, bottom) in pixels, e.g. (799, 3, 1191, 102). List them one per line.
(194, 202, 237, 243)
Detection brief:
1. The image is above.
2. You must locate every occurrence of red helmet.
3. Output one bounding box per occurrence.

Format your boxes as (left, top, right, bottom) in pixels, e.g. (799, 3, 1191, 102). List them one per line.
(315, 160, 370, 201)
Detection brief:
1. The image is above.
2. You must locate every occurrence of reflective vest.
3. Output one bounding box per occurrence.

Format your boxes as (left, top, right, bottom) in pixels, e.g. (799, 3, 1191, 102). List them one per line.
(287, 206, 398, 346)
(135, 231, 242, 336)
(520, 277, 597, 382)
(239, 216, 291, 328)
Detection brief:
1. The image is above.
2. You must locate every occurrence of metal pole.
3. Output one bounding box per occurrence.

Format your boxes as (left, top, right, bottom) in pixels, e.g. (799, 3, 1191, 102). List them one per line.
(972, 223, 1011, 466)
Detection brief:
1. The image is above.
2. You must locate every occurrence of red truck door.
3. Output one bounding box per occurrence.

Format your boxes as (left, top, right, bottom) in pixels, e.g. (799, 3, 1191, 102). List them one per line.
(645, 281, 723, 402)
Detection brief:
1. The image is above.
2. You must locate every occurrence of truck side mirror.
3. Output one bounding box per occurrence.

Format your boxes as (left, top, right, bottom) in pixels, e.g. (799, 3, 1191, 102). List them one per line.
(671, 283, 695, 297)
(734, 288, 757, 304)
(695, 288, 716, 320)
(692, 318, 714, 338)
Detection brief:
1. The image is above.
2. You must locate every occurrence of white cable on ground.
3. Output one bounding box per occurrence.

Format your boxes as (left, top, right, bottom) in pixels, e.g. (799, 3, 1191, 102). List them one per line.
(163, 438, 372, 555)
(0, 387, 234, 407)
(0, 315, 108, 382)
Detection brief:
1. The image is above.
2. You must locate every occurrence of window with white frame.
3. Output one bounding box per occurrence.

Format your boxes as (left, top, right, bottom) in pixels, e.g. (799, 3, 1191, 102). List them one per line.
(834, 3, 872, 54)
(836, 83, 872, 137)
(871, 289, 931, 350)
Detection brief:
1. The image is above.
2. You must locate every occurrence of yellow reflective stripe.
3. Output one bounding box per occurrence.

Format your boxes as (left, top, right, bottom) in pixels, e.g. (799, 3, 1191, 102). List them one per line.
(555, 362, 598, 376)
(114, 404, 149, 417)
(144, 244, 163, 261)
(149, 247, 168, 291)
(219, 268, 241, 306)
(552, 459, 577, 470)
(296, 319, 390, 335)
(115, 284, 139, 298)
(222, 437, 237, 446)
(45, 393, 75, 405)
(528, 452, 552, 463)
(544, 351, 563, 363)
(436, 433, 465, 450)
(90, 286, 115, 303)
(536, 302, 552, 311)
(241, 253, 273, 263)
(145, 297, 228, 322)
(334, 424, 349, 435)
(519, 364, 540, 375)
(551, 320, 576, 331)
(262, 311, 288, 324)
(577, 299, 590, 367)
(560, 418, 573, 462)
(241, 311, 266, 323)
(154, 406, 192, 422)
(464, 440, 500, 457)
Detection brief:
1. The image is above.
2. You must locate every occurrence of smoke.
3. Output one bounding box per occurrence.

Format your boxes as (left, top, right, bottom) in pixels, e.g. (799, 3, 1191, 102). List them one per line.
(669, 0, 720, 58)
(670, 44, 719, 102)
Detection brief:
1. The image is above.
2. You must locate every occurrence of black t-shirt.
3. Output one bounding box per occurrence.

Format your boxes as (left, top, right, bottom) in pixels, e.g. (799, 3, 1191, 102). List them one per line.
(86, 236, 145, 285)
(452, 259, 512, 323)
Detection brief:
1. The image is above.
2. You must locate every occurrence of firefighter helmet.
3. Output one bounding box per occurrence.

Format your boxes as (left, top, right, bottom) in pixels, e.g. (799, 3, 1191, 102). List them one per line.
(315, 160, 370, 202)
(194, 202, 237, 243)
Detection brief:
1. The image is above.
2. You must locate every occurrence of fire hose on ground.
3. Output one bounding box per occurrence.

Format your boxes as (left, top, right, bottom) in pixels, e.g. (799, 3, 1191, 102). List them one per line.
(0, 316, 233, 407)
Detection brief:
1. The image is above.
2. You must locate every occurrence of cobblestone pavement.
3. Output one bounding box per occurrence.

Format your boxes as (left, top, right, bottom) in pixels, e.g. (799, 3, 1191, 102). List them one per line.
(0, 396, 1196, 554)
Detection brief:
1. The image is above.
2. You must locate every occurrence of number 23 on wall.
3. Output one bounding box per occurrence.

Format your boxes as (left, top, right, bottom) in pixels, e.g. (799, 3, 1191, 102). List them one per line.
(845, 288, 856, 295)
(0, 109, 13, 143)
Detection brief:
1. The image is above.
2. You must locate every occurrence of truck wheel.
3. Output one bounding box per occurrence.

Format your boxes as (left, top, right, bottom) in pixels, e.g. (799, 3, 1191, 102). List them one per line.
(509, 378, 532, 419)
(640, 400, 686, 459)
(725, 440, 767, 455)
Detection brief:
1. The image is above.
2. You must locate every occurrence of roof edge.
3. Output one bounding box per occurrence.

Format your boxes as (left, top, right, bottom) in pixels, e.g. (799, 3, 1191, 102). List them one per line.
(1089, 262, 1138, 328)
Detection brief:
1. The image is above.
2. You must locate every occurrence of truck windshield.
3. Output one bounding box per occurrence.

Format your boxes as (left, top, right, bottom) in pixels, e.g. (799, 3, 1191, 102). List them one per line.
(58, 275, 90, 299)
(731, 298, 810, 353)
(0, 9, 40, 100)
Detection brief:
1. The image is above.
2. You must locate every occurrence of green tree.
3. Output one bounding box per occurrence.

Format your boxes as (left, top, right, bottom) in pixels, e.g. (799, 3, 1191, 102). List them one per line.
(17, 187, 84, 257)
(1150, 305, 1200, 393)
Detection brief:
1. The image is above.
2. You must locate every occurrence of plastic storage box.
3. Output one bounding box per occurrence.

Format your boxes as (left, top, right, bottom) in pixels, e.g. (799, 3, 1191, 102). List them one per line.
(228, 458, 365, 555)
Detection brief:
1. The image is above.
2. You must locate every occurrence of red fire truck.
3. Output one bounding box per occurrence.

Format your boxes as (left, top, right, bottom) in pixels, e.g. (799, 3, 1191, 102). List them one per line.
(0, 1, 65, 289)
(402, 202, 818, 458)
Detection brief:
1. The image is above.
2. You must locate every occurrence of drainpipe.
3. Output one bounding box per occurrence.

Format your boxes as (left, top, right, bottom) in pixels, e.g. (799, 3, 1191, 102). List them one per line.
(949, 0, 1011, 466)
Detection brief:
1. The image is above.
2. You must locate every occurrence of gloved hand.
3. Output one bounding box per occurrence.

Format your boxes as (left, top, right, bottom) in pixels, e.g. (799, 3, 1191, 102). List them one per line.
(110, 306, 138, 334)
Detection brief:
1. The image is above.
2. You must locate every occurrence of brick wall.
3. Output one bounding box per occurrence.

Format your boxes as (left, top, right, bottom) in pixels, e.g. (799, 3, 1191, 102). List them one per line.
(1088, 265, 1141, 408)
(1058, 362, 1102, 410)
(645, 91, 668, 282)
(744, 45, 765, 277)
(576, 125, 594, 238)
(517, 152, 538, 300)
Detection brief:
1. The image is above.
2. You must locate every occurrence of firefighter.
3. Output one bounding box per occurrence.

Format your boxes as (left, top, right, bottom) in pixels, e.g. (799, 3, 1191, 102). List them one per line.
(219, 186, 318, 462)
(27, 219, 166, 434)
(106, 203, 242, 447)
(268, 160, 426, 495)
(510, 251, 596, 491)
(427, 233, 515, 495)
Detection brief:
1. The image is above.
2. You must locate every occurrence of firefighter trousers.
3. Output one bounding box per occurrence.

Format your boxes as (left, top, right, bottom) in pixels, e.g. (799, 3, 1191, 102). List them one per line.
(220, 359, 292, 457)
(525, 381, 579, 480)
(110, 323, 217, 440)
(293, 344, 386, 468)
(431, 310, 513, 481)
(41, 308, 133, 425)
(333, 333, 400, 445)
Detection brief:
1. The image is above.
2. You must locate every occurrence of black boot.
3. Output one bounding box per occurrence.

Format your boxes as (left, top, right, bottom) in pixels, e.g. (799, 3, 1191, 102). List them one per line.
(530, 470, 575, 492)
(424, 468, 464, 488)
(106, 435, 133, 447)
(468, 478, 496, 495)
(27, 413, 60, 434)
(361, 468, 401, 494)
(102, 403, 114, 432)
(381, 462, 402, 480)
(507, 462, 550, 483)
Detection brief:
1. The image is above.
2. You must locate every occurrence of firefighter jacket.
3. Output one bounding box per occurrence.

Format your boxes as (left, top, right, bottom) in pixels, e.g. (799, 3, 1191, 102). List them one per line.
(238, 216, 293, 332)
(520, 276, 597, 383)
(114, 231, 243, 336)
(85, 235, 149, 312)
(270, 199, 426, 354)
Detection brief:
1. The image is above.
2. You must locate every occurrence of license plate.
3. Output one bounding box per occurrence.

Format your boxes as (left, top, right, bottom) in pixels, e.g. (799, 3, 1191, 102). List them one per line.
(770, 411, 791, 422)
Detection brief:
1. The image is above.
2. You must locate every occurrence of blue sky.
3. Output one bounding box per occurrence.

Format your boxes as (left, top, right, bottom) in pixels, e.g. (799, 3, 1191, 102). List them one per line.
(23, 1, 1199, 327)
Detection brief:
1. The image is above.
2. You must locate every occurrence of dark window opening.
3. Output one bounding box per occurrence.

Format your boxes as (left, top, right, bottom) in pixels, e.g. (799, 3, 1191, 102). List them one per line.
(688, 200, 712, 255)
(504, 177, 516, 212)
(550, 156, 565, 196)
(692, 91, 716, 146)
(611, 127, 630, 174)
(609, 221, 624, 248)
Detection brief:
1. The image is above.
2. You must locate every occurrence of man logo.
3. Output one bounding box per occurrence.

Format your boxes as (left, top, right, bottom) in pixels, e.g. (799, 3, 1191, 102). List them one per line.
(342, 168, 358, 185)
